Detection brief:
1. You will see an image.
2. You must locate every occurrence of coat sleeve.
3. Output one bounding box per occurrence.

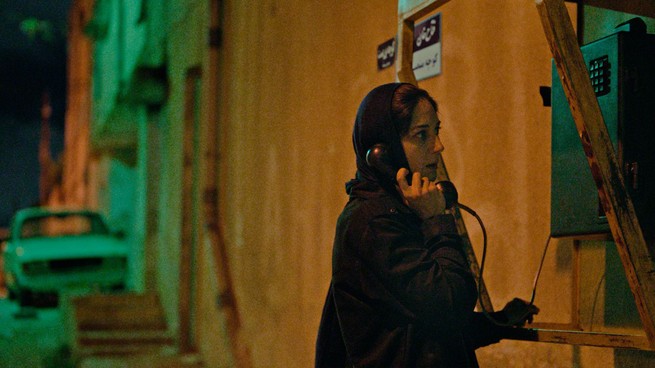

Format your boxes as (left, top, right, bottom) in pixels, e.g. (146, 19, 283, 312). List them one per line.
(466, 312, 504, 349)
(360, 211, 479, 332)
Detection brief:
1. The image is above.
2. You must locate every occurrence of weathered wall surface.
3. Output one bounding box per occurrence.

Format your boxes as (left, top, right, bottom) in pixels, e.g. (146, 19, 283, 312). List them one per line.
(213, 1, 574, 367)
(215, 2, 398, 366)
(156, 1, 655, 367)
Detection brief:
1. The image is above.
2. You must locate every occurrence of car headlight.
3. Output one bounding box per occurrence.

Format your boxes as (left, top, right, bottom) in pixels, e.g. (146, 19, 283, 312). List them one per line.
(6, 272, 16, 286)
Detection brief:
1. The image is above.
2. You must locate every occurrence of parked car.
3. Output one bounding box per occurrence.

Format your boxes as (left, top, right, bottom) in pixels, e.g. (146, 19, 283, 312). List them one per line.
(2, 207, 129, 306)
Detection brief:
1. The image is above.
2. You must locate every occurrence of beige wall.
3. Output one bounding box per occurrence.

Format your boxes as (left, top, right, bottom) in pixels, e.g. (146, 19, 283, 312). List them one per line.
(217, 1, 397, 366)
(160, 0, 654, 367)
(216, 1, 571, 366)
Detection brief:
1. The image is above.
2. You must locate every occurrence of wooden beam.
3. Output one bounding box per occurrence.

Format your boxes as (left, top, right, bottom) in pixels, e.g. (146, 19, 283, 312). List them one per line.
(396, 0, 451, 84)
(504, 327, 652, 350)
(179, 66, 202, 354)
(397, 0, 494, 313)
(448, 166, 495, 314)
(526, 322, 581, 330)
(200, 0, 252, 366)
(398, 0, 451, 21)
(396, 16, 418, 85)
(537, 0, 655, 348)
(571, 240, 581, 330)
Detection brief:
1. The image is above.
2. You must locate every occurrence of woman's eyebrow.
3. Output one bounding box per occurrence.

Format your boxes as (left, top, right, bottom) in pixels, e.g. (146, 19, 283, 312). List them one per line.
(411, 123, 430, 130)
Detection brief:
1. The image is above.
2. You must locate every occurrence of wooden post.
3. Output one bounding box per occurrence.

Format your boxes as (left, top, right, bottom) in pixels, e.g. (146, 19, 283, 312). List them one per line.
(571, 240, 581, 330)
(396, 16, 417, 85)
(63, 0, 94, 208)
(179, 67, 202, 354)
(396, 0, 494, 313)
(396, 0, 451, 85)
(39, 90, 54, 204)
(202, 0, 252, 366)
(536, 0, 655, 348)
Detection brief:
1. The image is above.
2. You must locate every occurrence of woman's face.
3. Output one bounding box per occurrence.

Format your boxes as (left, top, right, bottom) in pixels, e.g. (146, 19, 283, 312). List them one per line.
(400, 98, 444, 182)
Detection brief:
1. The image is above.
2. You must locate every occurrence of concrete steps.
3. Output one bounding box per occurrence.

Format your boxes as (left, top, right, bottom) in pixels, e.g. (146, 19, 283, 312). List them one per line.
(67, 293, 203, 367)
(78, 353, 204, 368)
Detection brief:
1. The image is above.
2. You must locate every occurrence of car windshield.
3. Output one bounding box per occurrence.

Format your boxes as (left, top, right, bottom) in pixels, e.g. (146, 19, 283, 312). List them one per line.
(19, 213, 110, 239)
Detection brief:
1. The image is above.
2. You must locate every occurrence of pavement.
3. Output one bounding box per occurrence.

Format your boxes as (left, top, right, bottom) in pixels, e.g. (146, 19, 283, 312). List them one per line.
(0, 296, 70, 368)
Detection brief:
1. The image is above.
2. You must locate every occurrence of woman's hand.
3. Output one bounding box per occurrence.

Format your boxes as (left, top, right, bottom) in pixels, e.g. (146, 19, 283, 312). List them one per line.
(500, 298, 540, 326)
(396, 168, 446, 220)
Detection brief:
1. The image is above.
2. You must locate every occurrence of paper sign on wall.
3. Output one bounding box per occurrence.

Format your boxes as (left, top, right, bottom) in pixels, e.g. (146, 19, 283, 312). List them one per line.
(413, 13, 441, 80)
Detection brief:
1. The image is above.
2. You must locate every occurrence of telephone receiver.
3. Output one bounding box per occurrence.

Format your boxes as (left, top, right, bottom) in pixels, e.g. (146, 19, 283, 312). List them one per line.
(366, 143, 459, 208)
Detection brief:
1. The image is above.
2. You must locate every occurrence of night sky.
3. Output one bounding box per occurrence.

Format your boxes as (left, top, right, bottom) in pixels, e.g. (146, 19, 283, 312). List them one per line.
(0, 1, 72, 227)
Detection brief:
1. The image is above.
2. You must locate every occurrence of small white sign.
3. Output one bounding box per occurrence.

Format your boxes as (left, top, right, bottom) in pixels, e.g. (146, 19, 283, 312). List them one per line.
(413, 13, 442, 80)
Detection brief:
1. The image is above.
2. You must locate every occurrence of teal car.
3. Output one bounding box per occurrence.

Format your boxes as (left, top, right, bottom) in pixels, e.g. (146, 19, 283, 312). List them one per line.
(2, 208, 128, 306)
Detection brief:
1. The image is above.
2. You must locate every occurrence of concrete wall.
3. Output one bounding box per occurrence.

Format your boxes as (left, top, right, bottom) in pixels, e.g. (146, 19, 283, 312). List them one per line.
(88, 0, 655, 367)
(161, 0, 210, 356)
(210, 1, 654, 367)
(215, 1, 397, 366)
(89, 0, 166, 293)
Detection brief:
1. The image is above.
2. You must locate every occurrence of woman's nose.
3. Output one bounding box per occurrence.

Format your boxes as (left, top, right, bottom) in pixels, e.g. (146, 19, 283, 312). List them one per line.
(434, 136, 445, 153)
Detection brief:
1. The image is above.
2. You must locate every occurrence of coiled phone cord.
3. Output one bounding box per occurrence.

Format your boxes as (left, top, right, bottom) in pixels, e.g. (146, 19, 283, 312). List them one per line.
(457, 202, 545, 327)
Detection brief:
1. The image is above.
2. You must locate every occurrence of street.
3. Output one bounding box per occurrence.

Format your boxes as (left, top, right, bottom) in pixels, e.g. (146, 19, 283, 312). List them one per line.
(0, 294, 70, 368)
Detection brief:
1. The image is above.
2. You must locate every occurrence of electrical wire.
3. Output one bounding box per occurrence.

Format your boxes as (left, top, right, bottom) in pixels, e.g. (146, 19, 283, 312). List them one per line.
(530, 235, 552, 305)
(457, 202, 547, 327)
(457, 202, 508, 326)
(589, 271, 606, 331)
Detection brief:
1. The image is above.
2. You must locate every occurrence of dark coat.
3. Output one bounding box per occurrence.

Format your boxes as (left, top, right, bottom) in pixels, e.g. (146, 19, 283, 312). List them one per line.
(315, 179, 502, 368)
(316, 83, 503, 367)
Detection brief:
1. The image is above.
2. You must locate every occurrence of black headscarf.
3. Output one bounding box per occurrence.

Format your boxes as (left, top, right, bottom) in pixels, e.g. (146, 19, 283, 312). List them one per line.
(350, 83, 411, 191)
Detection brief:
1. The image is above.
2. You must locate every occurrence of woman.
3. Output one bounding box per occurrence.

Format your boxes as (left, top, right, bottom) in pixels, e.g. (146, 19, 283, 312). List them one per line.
(316, 83, 538, 367)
